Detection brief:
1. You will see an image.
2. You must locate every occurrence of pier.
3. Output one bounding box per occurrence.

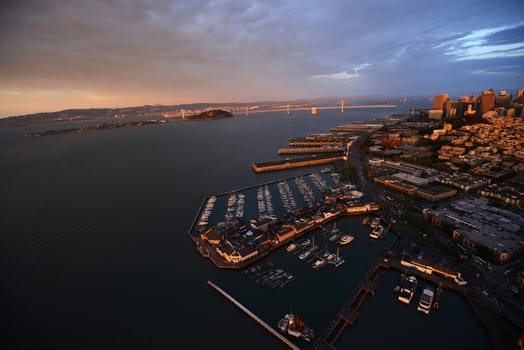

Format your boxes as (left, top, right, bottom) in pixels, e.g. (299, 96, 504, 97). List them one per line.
(313, 260, 389, 349)
(208, 280, 300, 350)
(252, 155, 346, 173)
(313, 247, 469, 349)
(278, 147, 345, 155)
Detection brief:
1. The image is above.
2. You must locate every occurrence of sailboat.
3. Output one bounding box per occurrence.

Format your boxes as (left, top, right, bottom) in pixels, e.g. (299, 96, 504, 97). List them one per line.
(311, 107, 317, 115)
(332, 247, 345, 267)
(287, 103, 291, 116)
(341, 99, 344, 114)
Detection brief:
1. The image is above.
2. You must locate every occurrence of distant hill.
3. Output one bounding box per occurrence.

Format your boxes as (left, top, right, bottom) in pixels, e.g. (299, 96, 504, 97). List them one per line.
(0, 96, 405, 128)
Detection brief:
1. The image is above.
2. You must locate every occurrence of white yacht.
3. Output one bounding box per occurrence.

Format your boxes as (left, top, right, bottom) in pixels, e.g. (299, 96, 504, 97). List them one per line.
(298, 249, 311, 260)
(369, 225, 384, 239)
(398, 276, 417, 304)
(417, 288, 434, 314)
(338, 234, 354, 245)
(286, 243, 297, 252)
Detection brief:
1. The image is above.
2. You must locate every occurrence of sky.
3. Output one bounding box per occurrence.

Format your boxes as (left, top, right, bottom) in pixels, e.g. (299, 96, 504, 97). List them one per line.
(1, 0, 524, 117)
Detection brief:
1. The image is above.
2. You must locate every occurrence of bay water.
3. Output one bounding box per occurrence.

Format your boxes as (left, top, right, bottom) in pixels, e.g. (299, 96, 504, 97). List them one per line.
(0, 108, 489, 349)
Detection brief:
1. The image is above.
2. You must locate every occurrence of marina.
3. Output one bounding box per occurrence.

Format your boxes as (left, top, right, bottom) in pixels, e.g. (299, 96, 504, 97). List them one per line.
(188, 171, 381, 269)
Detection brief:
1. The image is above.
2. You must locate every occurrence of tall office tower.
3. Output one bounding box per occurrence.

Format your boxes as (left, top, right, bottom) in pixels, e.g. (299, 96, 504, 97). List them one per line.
(444, 100, 458, 118)
(517, 89, 524, 103)
(481, 89, 496, 113)
(496, 90, 513, 109)
(434, 94, 448, 109)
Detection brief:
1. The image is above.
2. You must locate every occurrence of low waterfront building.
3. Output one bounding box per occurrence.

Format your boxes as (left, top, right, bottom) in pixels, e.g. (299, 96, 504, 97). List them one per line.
(478, 183, 524, 208)
(417, 185, 458, 201)
(217, 241, 259, 264)
(424, 197, 524, 264)
(393, 172, 430, 186)
(435, 172, 491, 192)
(373, 175, 418, 195)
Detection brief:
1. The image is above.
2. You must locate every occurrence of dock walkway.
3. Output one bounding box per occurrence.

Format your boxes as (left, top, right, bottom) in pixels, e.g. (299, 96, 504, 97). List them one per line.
(313, 260, 389, 349)
(208, 280, 300, 350)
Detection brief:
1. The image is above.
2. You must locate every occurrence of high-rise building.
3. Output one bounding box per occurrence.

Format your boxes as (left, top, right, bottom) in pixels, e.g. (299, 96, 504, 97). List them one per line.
(444, 100, 467, 119)
(481, 89, 495, 113)
(517, 89, 524, 104)
(496, 90, 513, 109)
(434, 94, 448, 110)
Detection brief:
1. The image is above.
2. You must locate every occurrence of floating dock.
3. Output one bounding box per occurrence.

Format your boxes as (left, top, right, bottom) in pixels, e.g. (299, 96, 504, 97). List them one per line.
(208, 280, 300, 350)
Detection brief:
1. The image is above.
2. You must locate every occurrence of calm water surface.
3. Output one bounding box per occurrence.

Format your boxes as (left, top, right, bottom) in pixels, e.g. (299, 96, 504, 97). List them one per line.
(0, 109, 489, 349)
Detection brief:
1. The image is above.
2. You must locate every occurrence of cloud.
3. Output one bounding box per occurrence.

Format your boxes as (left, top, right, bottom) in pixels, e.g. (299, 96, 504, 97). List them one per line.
(2, 0, 524, 117)
(311, 71, 359, 80)
(444, 22, 524, 61)
(311, 63, 371, 81)
(470, 65, 522, 76)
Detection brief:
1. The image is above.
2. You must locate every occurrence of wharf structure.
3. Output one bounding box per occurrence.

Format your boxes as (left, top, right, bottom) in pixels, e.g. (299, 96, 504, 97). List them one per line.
(313, 242, 469, 350)
(252, 154, 346, 173)
(253, 133, 357, 173)
(189, 177, 380, 269)
(278, 147, 345, 155)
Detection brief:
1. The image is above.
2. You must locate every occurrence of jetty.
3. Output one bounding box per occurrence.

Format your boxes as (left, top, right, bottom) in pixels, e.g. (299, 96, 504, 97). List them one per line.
(208, 280, 300, 350)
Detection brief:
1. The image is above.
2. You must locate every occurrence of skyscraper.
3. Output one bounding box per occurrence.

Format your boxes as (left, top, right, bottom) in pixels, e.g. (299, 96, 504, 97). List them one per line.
(481, 89, 495, 113)
(517, 89, 524, 104)
(434, 94, 448, 110)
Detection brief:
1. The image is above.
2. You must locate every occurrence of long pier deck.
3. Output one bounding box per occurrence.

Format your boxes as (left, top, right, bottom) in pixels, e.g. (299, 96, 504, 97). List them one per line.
(208, 280, 300, 350)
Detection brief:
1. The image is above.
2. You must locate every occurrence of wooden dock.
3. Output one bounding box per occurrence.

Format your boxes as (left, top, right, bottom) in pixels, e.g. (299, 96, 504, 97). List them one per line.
(313, 261, 389, 349)
(207, 280, 301, 350)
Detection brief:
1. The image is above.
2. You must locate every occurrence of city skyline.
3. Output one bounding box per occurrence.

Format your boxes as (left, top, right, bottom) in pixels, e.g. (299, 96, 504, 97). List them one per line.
(2, 0, 524, 117)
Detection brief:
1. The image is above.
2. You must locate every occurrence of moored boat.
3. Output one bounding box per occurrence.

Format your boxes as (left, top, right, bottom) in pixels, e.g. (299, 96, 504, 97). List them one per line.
(417, 287, 435, 314)
(398, 275, 417, 304)
(338, 234, 354, 245)
(299, 249, 311, 260)
(286, 243, 297, 252)
(312, 258, 327, 269)
(278, 313, 315, 342)
(369, 217, 380, 228)
(369, 225, 384, 239)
